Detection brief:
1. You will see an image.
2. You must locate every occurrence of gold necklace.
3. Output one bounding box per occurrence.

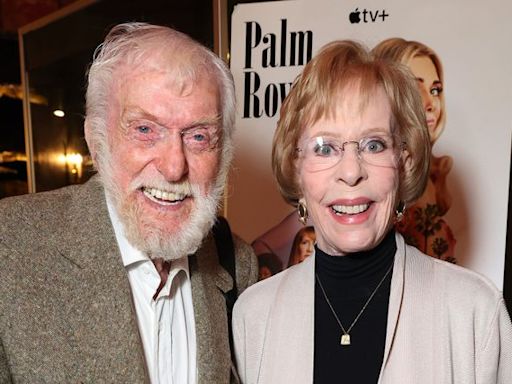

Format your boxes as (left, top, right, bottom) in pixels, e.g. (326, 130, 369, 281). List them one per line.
(315, 262, 393, 346)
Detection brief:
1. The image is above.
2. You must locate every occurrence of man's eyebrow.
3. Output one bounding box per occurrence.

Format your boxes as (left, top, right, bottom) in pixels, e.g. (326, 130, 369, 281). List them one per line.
(181, 115, 222, 131)
(121, 107, 221, 129)
(121, 106, 159, 123)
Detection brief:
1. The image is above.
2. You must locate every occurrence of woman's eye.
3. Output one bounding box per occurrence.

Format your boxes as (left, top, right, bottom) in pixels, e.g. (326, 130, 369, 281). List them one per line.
(431, 86, 443, 96)
(363, 139, 386, 153)
(314, 144, 335, 156)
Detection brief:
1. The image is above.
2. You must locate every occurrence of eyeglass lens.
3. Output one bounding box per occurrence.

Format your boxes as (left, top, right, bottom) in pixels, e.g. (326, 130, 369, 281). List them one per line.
(299, 135, 401, 171)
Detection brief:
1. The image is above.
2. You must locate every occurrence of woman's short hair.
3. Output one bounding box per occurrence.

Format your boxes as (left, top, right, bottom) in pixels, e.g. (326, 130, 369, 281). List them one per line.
(372, 37, 446, 141)
(272, 40, 431, 206)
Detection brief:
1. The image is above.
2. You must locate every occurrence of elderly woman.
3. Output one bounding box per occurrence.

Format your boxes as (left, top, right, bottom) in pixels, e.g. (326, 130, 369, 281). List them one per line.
(232, 40, 512, 384)
(373, 38, 456, 262)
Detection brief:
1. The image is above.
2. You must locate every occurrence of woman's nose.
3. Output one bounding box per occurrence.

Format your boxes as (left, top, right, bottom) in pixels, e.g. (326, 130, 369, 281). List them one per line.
(335, 143, 366, 186)
(420, 87, 434, 112)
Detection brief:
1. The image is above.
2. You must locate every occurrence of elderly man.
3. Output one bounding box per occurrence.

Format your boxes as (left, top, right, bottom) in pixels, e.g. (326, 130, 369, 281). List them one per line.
(0, 23, 257, 383)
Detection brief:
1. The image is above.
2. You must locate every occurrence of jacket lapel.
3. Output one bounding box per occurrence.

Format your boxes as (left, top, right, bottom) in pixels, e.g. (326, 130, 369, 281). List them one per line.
(54, 176, 149, 381)
(191, 233, 234, 383)
(259, 254, 315, 384)
(378, 233, 406, 383)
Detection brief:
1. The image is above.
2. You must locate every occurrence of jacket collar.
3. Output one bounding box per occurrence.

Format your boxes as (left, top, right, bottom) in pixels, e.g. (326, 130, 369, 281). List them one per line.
(190, 233, 234, 382)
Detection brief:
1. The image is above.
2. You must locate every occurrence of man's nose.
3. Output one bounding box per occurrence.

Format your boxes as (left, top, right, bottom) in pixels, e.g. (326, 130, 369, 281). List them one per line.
(155, 138, 189, 182)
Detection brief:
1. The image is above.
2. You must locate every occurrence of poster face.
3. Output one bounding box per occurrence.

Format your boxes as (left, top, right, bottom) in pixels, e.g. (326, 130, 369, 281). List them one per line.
(229, 0, 512, 288)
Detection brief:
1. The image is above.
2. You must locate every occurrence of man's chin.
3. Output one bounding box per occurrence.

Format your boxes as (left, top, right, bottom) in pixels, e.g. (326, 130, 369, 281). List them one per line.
(138, 224, 186, 245)
(122, 198, 218, 260)
(136, 213, 191, 236)
(135, 228, 199, 261)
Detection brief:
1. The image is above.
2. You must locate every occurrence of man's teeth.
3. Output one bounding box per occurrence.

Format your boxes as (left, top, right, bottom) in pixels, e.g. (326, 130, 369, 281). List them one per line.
(143, 187, 188, 202)
(331, 203, 369, 215)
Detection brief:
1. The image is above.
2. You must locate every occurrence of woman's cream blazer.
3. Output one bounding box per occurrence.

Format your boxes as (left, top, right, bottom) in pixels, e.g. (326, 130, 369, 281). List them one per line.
(233, 233, 512, 383)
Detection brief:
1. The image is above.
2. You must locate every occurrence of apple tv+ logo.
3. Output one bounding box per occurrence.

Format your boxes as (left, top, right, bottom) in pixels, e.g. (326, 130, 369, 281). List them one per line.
(349, 8, 389, 23)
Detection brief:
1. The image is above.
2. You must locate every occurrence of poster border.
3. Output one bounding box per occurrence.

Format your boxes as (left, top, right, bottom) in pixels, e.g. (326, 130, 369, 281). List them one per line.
(504, 146, 511, 311)
(227, 0, 512, 297)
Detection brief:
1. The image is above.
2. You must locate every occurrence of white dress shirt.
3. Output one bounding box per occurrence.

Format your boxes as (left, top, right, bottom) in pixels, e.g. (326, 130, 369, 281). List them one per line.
(107, 202, 197, 384)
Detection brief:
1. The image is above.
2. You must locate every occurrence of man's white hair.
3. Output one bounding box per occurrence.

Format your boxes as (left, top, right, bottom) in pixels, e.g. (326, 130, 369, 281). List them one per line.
(85, 22, 235, 180)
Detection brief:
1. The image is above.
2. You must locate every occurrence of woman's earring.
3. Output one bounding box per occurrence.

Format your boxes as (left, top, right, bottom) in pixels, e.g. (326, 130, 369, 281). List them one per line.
(395, 201, 406, 222)
(297, 199, 308, 226)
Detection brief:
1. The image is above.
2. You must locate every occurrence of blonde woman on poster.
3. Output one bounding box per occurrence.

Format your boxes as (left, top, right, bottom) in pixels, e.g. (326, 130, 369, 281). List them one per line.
(373, 38, 456, 263)
(232, 40, 512, 384)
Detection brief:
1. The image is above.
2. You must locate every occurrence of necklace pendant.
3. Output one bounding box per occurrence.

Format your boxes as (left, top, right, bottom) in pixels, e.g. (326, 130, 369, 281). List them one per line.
(340, 334, 351, 345)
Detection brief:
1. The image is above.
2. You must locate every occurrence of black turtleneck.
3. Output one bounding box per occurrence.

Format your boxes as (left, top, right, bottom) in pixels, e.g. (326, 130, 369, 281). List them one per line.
(314, 230, 396, 384)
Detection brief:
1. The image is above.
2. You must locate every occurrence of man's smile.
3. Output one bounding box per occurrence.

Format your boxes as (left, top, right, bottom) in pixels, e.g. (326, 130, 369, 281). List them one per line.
(142, 186, 190, 205)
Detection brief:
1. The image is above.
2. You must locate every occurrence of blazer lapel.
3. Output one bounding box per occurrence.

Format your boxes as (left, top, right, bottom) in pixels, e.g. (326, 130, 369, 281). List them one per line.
(259, 254, 315, 384)
(54, 176, 148, 381)
(190, 233, 233, 383)
(378, 233, 406, 382)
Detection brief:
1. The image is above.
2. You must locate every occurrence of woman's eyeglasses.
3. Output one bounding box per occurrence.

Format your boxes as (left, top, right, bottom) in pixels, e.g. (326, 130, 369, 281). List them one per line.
(296, 135, 404, 172)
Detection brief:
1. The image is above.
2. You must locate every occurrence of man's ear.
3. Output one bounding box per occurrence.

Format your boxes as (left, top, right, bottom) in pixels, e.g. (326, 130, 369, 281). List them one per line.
(84, 119, 96, 165)
(84, 119, 92, 151)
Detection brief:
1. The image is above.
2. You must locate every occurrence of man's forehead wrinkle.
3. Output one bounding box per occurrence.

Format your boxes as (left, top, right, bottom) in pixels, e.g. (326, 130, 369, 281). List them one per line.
(181, 114, 223, 131)
(120, 68, 205, 101)
(120, 105, 221, 131)
(113, 54, 185, 94)
(119, 107, 154, 130)
(112, 42, 220, 100)
(120, 105, 170, 130)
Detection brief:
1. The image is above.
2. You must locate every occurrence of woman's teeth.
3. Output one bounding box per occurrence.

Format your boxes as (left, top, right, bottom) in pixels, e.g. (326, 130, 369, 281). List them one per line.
(331, 203, 369, 215)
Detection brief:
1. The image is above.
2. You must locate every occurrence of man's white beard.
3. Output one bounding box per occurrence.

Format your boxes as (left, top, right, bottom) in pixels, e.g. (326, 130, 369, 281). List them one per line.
(101, 163, 223, 261)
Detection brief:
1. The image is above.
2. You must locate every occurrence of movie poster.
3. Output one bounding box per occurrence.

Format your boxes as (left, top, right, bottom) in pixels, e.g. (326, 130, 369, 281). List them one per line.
(228, 0, 512, 288)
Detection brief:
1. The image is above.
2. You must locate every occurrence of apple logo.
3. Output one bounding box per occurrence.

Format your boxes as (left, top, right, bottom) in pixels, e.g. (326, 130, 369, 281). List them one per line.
(349, 8, 361, 24)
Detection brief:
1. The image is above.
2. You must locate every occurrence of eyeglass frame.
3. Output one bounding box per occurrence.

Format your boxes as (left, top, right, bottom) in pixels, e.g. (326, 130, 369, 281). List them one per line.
(295, 134, 406, 171)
